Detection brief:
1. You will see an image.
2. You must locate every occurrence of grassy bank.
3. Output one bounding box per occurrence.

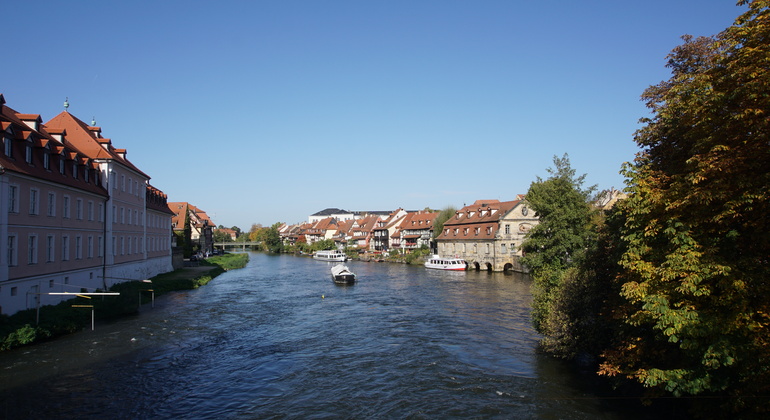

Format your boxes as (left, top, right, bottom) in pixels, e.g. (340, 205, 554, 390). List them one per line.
(0, 252, 249, 352)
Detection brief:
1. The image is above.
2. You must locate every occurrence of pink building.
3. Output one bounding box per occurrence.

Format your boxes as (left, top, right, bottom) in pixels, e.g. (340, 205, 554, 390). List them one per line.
(0, 95, 174, 315)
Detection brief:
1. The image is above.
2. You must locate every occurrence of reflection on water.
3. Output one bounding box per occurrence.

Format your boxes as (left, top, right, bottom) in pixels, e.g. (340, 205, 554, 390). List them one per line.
(0, 253, 656, 419)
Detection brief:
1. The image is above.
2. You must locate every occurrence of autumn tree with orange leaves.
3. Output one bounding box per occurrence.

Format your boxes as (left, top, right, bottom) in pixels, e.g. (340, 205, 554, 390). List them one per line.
(598, 1, 770, 415)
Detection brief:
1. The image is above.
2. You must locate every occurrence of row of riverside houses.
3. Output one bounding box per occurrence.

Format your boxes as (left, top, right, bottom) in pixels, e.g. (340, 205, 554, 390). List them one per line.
(0, 95, 175, 316)
(282, 197, 540, 272)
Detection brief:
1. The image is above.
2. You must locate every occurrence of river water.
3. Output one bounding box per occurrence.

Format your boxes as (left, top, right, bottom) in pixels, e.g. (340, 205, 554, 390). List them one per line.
(0, 252, 652, 419)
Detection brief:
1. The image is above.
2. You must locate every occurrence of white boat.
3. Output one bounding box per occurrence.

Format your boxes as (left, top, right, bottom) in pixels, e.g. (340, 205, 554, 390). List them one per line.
(331, 264, 356, 284)
(313, 249, 347, 262)
(425, 255, 467, 271)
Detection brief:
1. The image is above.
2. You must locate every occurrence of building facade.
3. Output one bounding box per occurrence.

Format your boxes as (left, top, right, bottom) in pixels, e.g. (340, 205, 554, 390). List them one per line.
(436, 198, 538, 272)
(0, 95, 173, 315)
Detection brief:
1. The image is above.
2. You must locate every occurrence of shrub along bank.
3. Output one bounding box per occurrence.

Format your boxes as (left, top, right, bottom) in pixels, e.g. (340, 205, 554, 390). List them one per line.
(0, 253, 249, 351)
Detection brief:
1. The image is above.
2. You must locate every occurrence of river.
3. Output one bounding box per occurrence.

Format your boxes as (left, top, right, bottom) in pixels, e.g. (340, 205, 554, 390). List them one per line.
(0, 252, 655, 419)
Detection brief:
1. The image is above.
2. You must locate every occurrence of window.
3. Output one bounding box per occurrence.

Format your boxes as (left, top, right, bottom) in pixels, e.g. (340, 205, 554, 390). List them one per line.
(505, 224, 510, 234)
(98, 203, 104, 222)
(128, 177, 132, 194)
(8, 185, 19, 213)
(72, 163, 78, 179)
(47, 192, 56, 216)
(49, 280, 54, 288)
(76, 199, 83, 220)
(121, 175, 125, 191)
(501, 243, 507, 253)
(485, 244, 490, 254)
(3, 136, 12, 157)
(25, 144, 32, 164)
(120, 237, 124, 255)
(510, 243, 515, 253)
(112, 237, 117, 256)
(62, 236, 69, 261)
(88, 201, 94, 221)
(59, 158, 65, 174)
(28, 235, 38, 264)
(474, 227, 480, 236)
(10, 287, 17, 297)
(63, 196, 70, 218)
(120, 207, 125, 224)
(47, 235, 55, 262)
(111, 171, 117, 190)
(43, 152, 50, 169)
(29, 188, 39, 215)
(98, 236, 104, 257)
(7, 235, 17, 266)
(87, 236, 93, 258)
(112, 205, 117, 223)
(75, 236, 82, 260)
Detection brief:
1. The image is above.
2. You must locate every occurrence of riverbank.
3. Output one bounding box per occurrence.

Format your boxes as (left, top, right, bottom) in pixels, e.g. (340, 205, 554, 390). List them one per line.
(0, 253, 249, 352)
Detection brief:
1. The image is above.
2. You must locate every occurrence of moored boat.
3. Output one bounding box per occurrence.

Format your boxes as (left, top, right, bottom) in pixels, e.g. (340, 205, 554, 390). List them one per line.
(425, 255, 467, 271)
(331, 264, 356, 284)
(313, 249, 347, 262)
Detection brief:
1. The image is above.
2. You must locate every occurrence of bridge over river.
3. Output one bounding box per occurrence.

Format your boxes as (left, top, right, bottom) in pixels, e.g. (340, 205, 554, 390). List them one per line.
(214, 241, 260, 250)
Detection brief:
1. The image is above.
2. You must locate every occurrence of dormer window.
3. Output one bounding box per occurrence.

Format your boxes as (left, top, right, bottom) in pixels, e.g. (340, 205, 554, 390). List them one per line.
(25, 144, 32, 164)
(72, 163, 78, 179)
(59, 158, 65, 174)
(43, 152, 50, 170)
(84, 168, 89, 183)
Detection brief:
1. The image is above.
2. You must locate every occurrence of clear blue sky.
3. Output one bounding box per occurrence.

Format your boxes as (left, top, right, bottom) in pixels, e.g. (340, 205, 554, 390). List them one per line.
(2, 1, 745, 229)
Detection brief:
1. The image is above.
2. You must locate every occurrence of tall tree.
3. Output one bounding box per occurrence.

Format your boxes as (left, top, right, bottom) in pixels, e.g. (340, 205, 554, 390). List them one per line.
(521, 154, 596, 334)
(600, 1, 770, 413)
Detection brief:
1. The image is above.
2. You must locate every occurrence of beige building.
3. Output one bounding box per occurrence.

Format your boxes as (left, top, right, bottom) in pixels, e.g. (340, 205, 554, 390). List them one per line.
(436, 198, 538, 272)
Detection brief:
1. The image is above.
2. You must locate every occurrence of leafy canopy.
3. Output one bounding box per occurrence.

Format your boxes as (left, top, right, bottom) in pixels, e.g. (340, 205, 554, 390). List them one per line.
(600, 0, 770, 410)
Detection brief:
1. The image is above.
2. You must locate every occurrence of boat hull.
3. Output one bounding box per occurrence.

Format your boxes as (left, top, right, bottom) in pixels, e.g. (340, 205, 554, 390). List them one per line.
(425, 255, 467, 271)
(313, 250, 347, 262)
(331, 264, 356, 285)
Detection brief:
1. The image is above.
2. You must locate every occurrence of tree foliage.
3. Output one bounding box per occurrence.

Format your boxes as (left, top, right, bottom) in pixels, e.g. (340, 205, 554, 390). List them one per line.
(520, 154, 596, 334)
(432, 206, 457, 239)
(598, 1, 770, 413)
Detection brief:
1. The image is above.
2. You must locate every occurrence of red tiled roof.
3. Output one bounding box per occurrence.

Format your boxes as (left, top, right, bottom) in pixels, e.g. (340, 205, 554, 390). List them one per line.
(437, 199, 521, 241)
(44, 111, 149, 178)
(0, 102, 108, 198)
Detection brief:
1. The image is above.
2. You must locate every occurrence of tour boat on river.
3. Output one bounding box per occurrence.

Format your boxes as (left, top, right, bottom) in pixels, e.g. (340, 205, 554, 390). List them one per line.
(313, 249, 348, 262)
(425, 255, 467, 271)
(331, 264, 356, 285)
